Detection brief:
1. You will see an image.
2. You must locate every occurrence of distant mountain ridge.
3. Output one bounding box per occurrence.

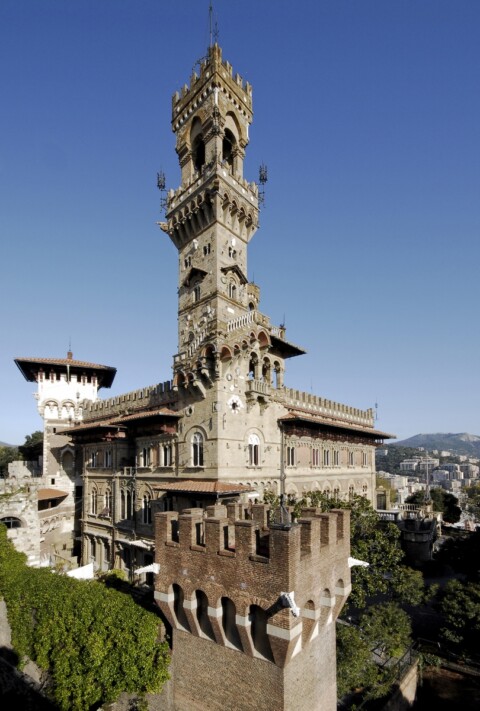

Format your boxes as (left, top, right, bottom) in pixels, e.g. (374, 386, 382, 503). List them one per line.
(392, 433, 480, 458)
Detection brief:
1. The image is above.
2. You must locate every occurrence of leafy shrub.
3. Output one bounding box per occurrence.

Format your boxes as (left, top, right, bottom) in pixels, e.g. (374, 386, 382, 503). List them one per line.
(0, 525, 169, 710)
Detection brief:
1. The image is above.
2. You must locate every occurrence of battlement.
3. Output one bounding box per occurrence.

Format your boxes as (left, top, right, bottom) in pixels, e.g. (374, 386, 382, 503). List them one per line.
(156, 504, 349, 573)
(154, 504, 351, 669)
(83, 380, 175, 420)
(278, 387, 375, 428)
(166, 160, 258, 213)
(172, 44, 252, 111)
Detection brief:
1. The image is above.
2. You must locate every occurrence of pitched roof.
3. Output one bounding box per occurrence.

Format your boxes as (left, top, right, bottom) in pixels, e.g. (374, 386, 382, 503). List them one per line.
(220, 264, 248, 284)
(153, 480, 255, 495)
(37, 488, 69, 501)
(15, 356, 117, 388)
(61, 407, 180, 435)
(269, 334, 306, 358)
(109, 408, 180, 423)
(279, 408, 395, 439)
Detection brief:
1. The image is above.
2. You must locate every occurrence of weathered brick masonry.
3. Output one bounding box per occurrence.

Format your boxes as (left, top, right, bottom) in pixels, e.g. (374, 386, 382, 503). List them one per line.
(155, 504, 351, 710)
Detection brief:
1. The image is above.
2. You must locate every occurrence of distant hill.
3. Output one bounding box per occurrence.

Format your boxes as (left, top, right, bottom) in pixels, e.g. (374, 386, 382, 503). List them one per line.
(0, 441, 16, 448)
(391, 433, 480, 458)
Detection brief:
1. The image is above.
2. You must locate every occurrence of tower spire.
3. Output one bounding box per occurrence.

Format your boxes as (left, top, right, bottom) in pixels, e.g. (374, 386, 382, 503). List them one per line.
(209, 2, 213, 48)
(208, 2, 219, 48)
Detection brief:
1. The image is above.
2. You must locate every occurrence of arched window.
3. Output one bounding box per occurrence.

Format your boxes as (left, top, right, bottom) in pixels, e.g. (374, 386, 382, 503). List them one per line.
(121, 489, 126, 519)
(192, 135, 205, 172)
(162, 443, 172, 467)
(91, 488, 97, 515)
(248, 434, 260, 466)
(193, 284, 201, 302)
(104, 488, 112, 516)
(0, 517, 22, 529)
(127, 489, 134, 519)
(286, 446, 295, 467)
(222, 128, 236, 169)
(228, 281, 237, 300)
(348, 451, 354, 466)
(142, 493, 152, 524)
(192, 432, 204, 467)
(323, 449, 330, 467)
(141, 447, 150, 467)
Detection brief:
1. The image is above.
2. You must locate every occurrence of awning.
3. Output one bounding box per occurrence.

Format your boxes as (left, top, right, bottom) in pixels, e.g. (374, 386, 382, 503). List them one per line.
(67, 563, 95, 580)
(135, 563, 160, 575)
(37, 488, 69, 501)
(115, 538, 153, 550)
(153, 480, 255, 496)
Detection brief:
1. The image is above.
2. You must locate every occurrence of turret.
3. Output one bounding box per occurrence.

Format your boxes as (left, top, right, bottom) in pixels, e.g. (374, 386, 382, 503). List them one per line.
(154, 504, 351, 710)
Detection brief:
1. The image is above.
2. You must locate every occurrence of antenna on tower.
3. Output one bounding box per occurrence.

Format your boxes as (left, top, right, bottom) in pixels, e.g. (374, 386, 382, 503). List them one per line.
(258, 163, 268, 207)
(374, 400, 378, 421)
(157, 170, 168, 214)
(208, 2, 219, 47)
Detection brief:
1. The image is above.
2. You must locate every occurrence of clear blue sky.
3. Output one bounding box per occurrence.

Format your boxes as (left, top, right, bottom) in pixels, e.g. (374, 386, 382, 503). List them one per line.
(1, 1, 479, 445)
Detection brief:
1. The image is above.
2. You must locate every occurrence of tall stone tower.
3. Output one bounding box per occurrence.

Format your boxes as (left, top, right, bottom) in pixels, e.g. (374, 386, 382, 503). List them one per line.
(160, 43, 306, 487)
(155, 503, 351, 711)
(14, 353, 116, 559)
(15, 352, 116, 487)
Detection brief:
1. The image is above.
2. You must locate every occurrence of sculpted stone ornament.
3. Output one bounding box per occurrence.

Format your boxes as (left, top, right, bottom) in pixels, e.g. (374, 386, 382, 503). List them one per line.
(227, 394, 243, 414)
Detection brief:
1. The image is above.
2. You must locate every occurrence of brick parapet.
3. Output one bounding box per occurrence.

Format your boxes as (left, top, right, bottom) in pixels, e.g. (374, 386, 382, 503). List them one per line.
(154, 504, 351, 670)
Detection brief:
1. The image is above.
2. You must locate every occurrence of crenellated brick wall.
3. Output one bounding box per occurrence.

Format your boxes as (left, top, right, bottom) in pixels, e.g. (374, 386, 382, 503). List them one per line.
(154, 503, 351, 710)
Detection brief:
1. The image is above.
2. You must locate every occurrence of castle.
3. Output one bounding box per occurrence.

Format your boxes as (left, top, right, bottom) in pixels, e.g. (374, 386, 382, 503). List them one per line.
(6, 39, 393, 709)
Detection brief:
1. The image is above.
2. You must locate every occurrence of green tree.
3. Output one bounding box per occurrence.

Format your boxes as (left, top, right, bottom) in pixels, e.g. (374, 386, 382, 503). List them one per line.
(337, 603, 412, 701)
(0, 445, 18, 477)
(18, 430, 43, 461)
(438, 579, 480, 658)
(406, 487, 461, 524)
(0, 525, 170, 710)
(465, 484, 480, 520)
(434, 528, 480, 579)
(336, 622, 378, 699)
(266, 491, 426, 608)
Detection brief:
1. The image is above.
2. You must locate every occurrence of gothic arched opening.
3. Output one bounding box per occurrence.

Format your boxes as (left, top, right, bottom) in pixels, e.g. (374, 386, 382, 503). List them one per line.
(173, 584, 191, 632)
(196, 590, 215, 640)
(192, 135, 205, 172)
(249, 605, 274, 661)
(221, 597, 243, 650)
(222, 128, 236, 169)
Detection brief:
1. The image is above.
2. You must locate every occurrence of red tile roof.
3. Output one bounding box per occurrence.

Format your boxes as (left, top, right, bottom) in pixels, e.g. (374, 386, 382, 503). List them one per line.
(279, 408, 395, 439)
(110, 408, 180, 423)
(15, 356, 115, 371)
(37, 488, 69, 501)
(153, 480, 255, 495)
(15, 356, 117, 388)
(61, 408, 180, 435)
